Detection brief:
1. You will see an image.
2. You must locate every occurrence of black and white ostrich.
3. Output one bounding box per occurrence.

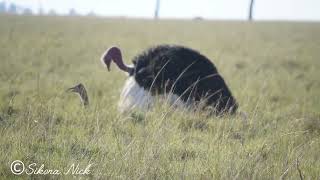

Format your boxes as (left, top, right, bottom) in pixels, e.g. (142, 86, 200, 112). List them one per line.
(101, 45, 238, 115)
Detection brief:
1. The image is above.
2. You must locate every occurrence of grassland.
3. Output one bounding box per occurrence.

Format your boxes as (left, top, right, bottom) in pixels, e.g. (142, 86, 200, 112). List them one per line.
(0, 14, 319, 179)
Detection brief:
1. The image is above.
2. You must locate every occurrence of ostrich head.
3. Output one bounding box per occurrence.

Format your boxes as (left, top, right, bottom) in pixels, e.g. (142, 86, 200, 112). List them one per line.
(101, 46, 134, 75)
(67, 83, 89, 106)
(100, 46, 154, 113)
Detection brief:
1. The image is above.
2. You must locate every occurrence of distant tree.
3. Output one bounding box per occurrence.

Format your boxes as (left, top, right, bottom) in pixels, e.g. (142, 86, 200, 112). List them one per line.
(87, 11, 96, 17)
(23, 8, 33, 15)
(8, 3, 17, 14)
(154, 0, 160, 19)
(0, 2, 6, 13)
(69, 8, 77, 16)
(248, 0, 255, 21)
(48, 9, 57, 16)
(194, 17, 204, 21)
(38, 8, 44, 15)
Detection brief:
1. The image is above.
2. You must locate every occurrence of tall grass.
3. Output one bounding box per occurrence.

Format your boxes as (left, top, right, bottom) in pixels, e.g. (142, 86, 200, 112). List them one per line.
(0, 14, 319, 179)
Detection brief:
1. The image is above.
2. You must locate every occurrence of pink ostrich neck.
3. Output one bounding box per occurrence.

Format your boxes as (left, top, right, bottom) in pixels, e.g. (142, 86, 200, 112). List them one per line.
(102, 46, 132, 73)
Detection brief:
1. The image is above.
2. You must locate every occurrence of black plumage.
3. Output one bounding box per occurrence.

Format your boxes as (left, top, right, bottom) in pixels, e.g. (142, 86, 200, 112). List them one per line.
(131, 45, 238, 114)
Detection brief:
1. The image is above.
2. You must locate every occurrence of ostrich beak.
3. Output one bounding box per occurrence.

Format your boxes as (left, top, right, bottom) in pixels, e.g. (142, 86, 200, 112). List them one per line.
(66, 87, 76, 93)
(102, 53, 112, 71)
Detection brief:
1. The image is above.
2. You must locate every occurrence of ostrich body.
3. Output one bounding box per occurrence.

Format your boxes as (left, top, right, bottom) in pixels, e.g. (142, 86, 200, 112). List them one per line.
(101, 45, 238, 115)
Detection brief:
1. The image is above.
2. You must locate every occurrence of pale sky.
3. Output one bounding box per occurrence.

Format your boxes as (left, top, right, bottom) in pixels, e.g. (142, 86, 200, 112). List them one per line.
(4, 0, 320, 21)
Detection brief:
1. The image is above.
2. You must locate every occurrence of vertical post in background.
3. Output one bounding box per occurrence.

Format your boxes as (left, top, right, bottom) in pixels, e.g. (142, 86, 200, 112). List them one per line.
(248, 0, 255, 21)
(154, 0, 160, 19)
(38, 0, 43, 15)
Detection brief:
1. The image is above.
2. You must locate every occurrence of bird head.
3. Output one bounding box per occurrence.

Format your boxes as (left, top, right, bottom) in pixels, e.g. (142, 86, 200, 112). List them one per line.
(67, 83, 85, 94)
(67, 83, 89, 106)
(101, 46, 134, 75)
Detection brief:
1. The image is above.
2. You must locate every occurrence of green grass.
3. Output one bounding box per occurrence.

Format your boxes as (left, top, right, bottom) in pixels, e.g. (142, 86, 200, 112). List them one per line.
(0, 14, 320, 179)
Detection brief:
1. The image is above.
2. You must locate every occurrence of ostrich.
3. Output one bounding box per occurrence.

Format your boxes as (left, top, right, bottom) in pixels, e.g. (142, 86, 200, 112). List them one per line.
(67, 83, 89, 107)
(101, 45, 238, 115)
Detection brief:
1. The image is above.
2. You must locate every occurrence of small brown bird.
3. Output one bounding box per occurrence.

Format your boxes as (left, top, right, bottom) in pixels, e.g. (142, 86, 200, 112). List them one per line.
(67, 83, 89, 106)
